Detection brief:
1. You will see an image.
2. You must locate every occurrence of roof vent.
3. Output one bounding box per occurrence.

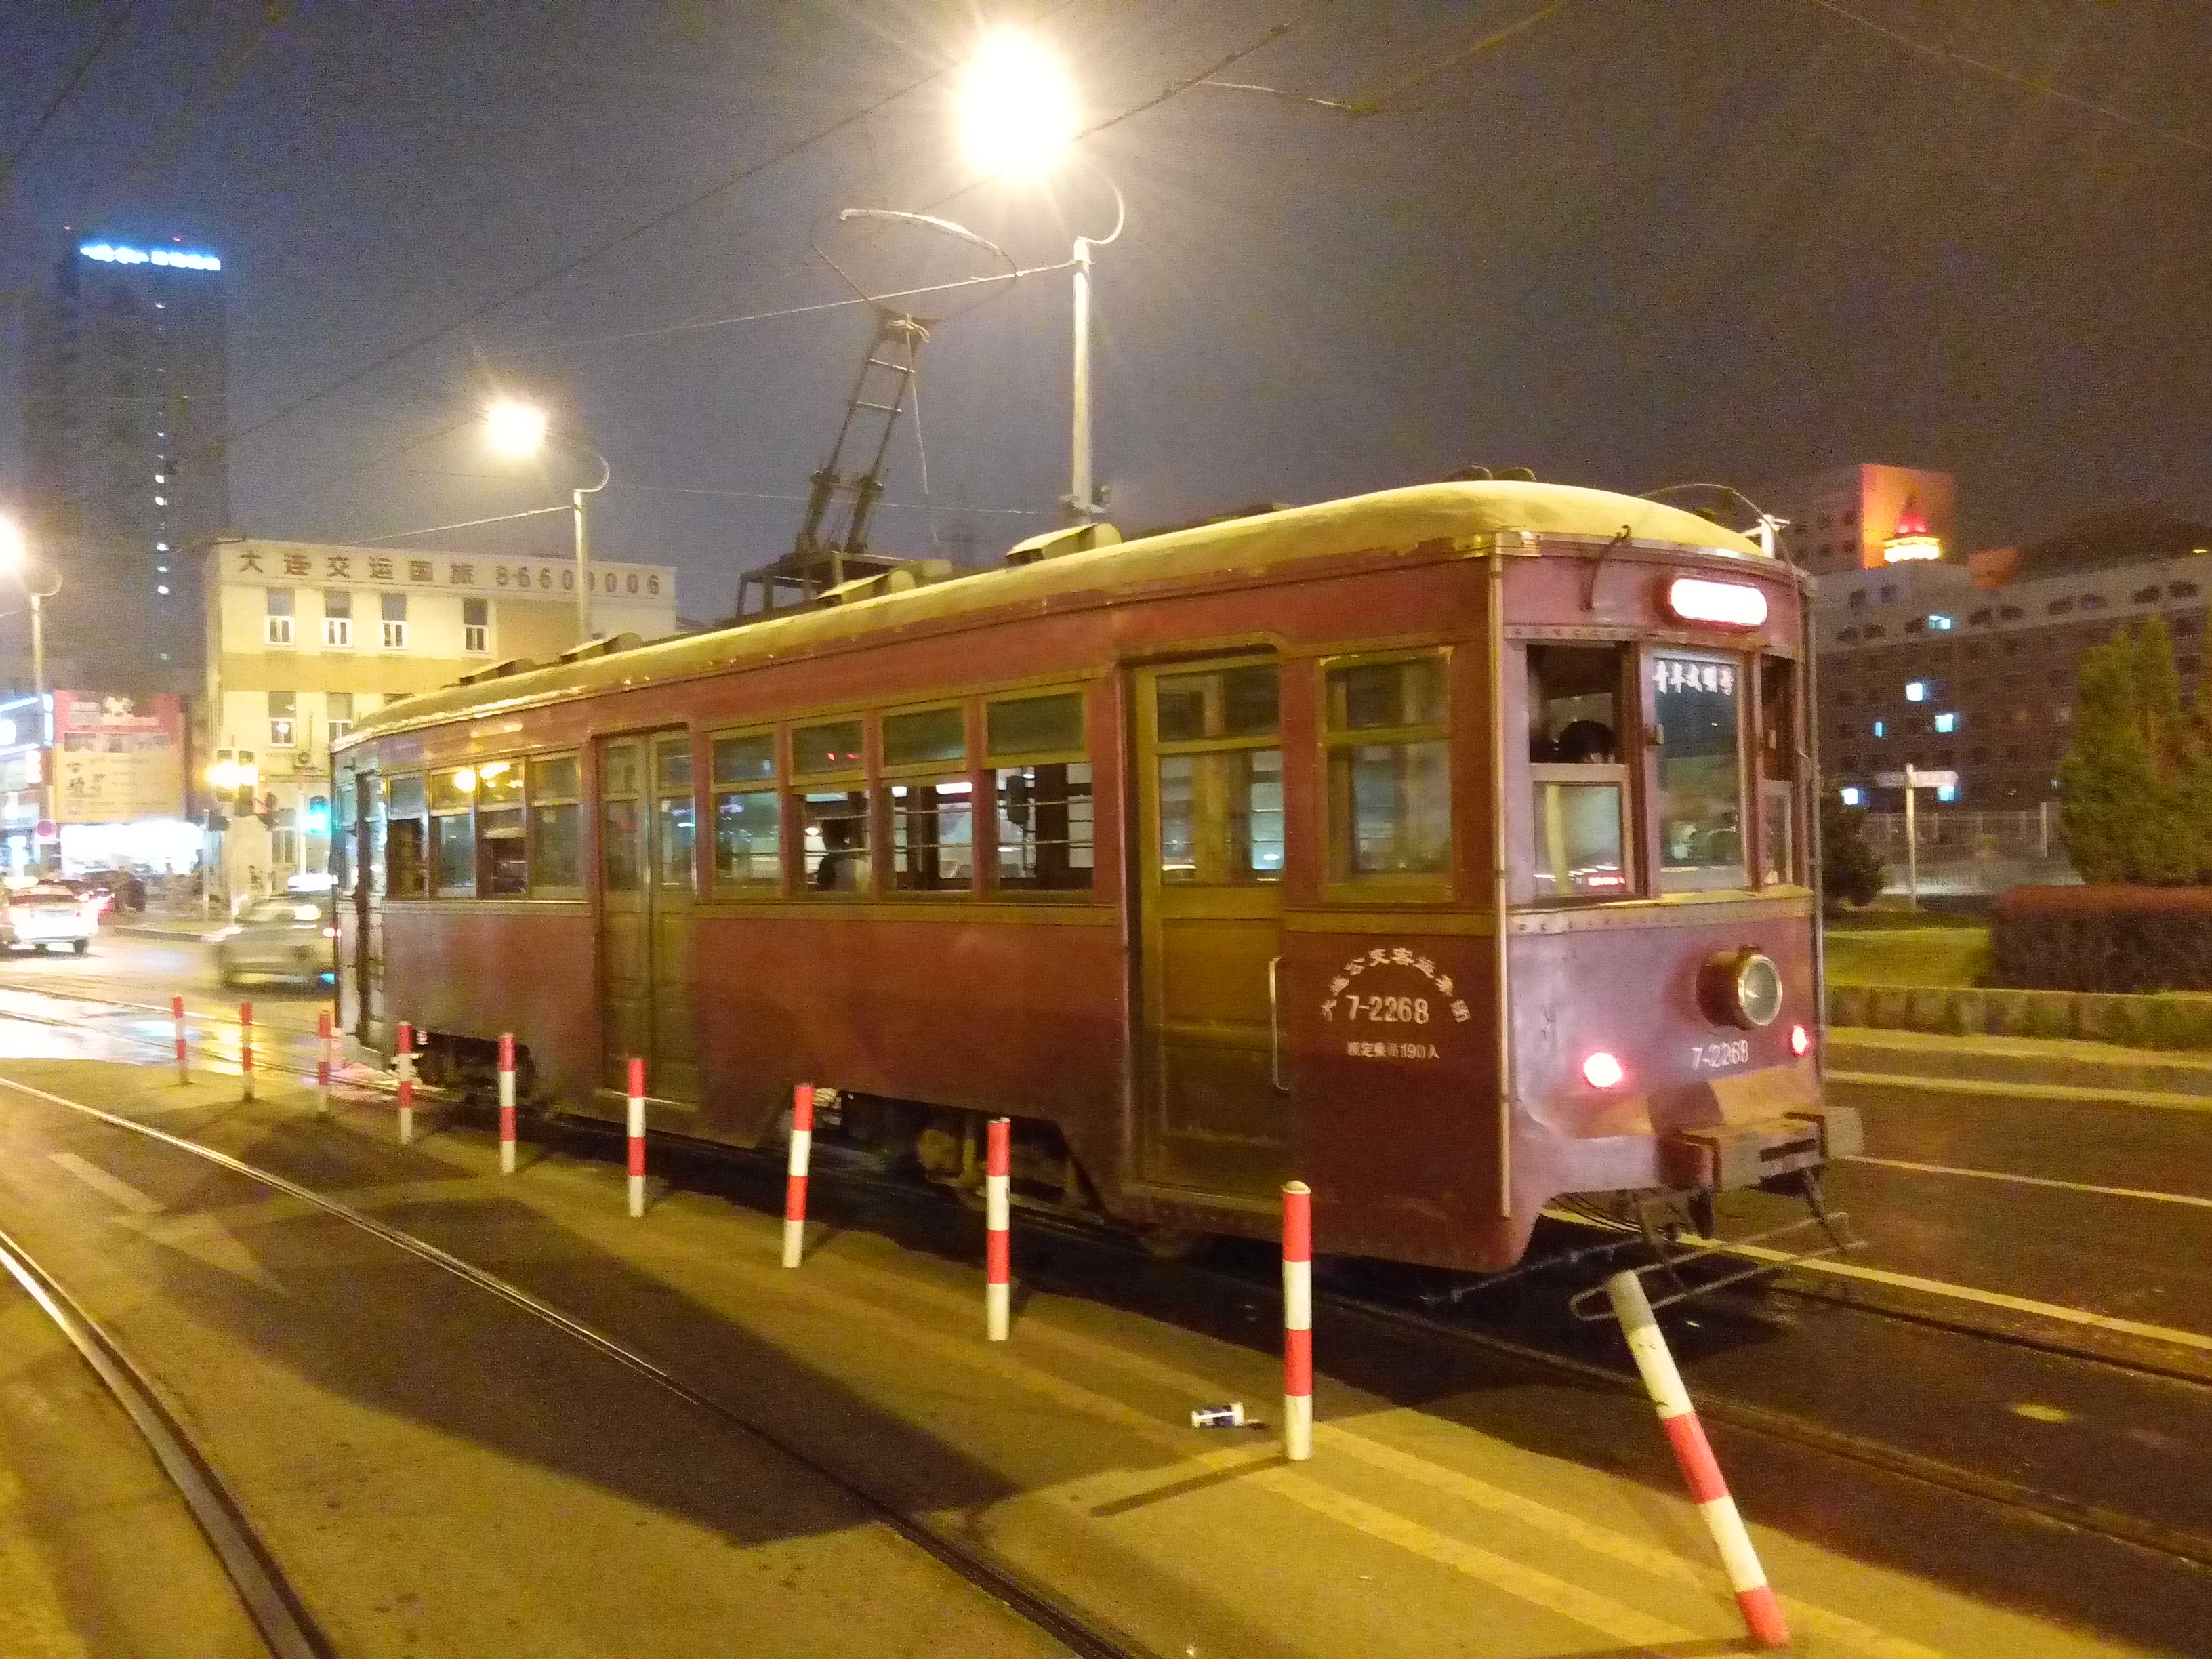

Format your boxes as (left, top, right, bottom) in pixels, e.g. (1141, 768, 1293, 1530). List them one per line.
(557, 632, 643, 664)
(819, 558, 957, 607)
(455, 655, 542, 687)
(1004, 522, 1122, 567)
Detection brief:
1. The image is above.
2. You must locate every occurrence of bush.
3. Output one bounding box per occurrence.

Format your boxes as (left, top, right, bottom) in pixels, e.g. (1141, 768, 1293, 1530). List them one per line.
(1991, 885, 2212, 991)
(1817, 790, 1885, 911)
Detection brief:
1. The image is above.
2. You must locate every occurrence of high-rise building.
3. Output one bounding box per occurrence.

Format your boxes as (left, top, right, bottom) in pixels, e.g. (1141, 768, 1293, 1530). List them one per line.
(1757, 463, 1957, 576)
(21, 236, 232, 695)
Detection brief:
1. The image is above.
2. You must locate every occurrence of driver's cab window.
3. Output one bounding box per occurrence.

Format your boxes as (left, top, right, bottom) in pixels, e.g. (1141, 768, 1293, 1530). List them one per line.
(1653, 653, 1748, 892)
(1527, 644, 1630, 899)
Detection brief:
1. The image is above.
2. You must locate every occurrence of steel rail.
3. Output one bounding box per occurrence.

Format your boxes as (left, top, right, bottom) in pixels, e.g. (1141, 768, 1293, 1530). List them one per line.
(0, 1222, 333, 1659)
(3, 978, 2205, 1570)
(0, 1069, 1155, 1659)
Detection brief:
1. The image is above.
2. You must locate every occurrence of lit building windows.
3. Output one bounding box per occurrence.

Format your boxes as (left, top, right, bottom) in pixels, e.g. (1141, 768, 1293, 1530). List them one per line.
(1935, 783, 1957, 804)
(1872, 720, 1886, 737)
(1933, 712, 1958, 733)
(1904, 682, 1929, 702)
(1927, 613, 1954, 630)
(1840, 787, 1864, 806)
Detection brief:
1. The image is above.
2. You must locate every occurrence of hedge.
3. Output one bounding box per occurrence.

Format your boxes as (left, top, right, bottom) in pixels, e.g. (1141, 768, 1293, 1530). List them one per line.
(1990, 885, 2212, 993)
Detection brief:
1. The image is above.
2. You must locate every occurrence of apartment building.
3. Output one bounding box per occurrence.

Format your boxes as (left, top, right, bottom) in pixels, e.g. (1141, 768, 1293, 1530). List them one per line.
(203, 538, 678, 902)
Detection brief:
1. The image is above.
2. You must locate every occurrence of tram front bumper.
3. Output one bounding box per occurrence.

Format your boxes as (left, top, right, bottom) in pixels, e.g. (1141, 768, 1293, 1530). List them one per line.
(1659, 1103, 1864, 1191)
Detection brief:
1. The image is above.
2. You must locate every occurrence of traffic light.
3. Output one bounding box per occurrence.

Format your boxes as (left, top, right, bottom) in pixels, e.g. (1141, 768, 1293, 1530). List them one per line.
(305, 795, 330, 834)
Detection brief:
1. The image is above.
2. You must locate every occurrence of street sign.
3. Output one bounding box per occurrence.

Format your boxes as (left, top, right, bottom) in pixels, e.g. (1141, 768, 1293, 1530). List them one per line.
(1875, 769, 1957, 789)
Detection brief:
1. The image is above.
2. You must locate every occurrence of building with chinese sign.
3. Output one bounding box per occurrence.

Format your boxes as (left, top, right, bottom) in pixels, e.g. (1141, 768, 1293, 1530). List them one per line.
(202, 537, 679, 903)
(0, 691, 197, 878)
(1755, 463, 1957, 576)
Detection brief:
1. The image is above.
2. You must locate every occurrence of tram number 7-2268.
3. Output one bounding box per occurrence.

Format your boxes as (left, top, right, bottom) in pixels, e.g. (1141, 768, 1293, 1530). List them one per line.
(1345, 994, 1433, 1025)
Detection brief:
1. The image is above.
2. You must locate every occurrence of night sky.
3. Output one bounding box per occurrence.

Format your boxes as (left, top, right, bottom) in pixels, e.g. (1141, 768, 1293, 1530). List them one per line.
(3, 0, 2207, 626)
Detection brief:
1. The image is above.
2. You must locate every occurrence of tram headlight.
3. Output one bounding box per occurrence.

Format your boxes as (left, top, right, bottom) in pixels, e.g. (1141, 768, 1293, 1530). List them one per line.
(1700, 947, 1783, 1029)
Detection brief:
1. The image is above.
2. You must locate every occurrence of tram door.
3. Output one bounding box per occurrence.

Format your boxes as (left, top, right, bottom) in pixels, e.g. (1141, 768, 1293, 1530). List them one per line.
(596, 734, 701, 1102)
(1132, 658, 1293, 1197)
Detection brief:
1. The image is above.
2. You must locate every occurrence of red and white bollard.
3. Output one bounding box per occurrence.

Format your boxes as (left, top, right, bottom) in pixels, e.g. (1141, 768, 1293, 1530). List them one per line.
(985, 1115, 1012, 1341)
(626, 1057, 647, 1218)
(497, 1033, 518, 1174)
(239, 1001, 255, 1101)
(1282, 1179, 1314, 1462)
(171, 995, 188, 1085)
(782, 1084, 813, 1267)
(395, 1022, 415, 1145)
(316, 1009, 332, 1116)
(1606, 1269, 1790, 1649)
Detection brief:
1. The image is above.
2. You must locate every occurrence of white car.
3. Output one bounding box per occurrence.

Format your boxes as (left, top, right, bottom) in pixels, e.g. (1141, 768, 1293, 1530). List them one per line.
(0, 885, 97, 954)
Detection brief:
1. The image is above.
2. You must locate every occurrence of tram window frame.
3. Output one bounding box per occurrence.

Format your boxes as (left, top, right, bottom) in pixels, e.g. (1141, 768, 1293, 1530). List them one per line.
(882, 700, 975, 897)
(1320, 649, 1453, 897)
(471, 758, 527, 896)
(430, 766, 478, 897)
(599, 742, 644, 895)
(792, 715, 872, 897)
(1152, 659, 1284, 886)
(653, 733, 699, 893)
(710, 728, 783, 896)
(528, 753, 584, 895)
(1756, 656, 1805, 888)
(333, 771, 359, 895)
(1648, 648, 1750, 895)
(1523, 643, 1635, 904)
(986, 688, 1094, 896)
(384, 773, 426, 898)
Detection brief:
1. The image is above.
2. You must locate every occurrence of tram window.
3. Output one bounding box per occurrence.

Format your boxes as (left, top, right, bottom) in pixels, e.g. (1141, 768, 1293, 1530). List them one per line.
(653, 736, 696, 892)
(994, 764, 1094, 890)
(384, 775, 425, 898)
(883, 705, 966, 769)
(1154, 664, 1282, 884)
(1526, 645, 1629, 901)
(601, 745, 641, 798)
(800, 791, 870, 893)
(986, 691, 1084, 758)
(1324, 655, 1450, 882)
(712, 733, 780, 890)
(1653, 654, 1748, 892)
(1527, 644, 1622, 762)
(1758, 657, 1800, 886)
(794, 719, 865, 776)
(988, 692, 1092, 892)
(602, 802, 642, 890)
(529, 754, 583, 893)
(333, 777, 357, 895)
(891, 779, 974, 891)
(476, 760, 526, 895)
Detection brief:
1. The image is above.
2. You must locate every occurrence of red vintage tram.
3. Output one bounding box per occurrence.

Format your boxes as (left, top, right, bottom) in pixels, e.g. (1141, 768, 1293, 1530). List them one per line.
(332, 480, 1857, 1272)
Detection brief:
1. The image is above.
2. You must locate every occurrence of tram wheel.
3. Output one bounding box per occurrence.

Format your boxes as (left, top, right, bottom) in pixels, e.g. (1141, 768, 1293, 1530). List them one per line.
(1137, 1225, 1212, 1263)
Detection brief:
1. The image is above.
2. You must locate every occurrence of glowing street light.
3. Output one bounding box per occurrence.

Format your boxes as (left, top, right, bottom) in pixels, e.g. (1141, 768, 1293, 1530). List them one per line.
(0, 514, 24, 576)
(484, 398, 550, 459)
(957, 29, 1079, 179)
(483, 399, 609, 643)
(955, 30, 1120, 523)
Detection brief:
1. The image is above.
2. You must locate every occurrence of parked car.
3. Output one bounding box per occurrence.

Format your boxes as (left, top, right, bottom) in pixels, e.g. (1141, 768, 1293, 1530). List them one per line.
(0, 885, 98, 954)
(207, 897, 337, 987)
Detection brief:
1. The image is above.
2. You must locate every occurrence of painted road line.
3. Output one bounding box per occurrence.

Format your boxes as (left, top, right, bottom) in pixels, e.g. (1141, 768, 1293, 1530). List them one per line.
(1847, 1153, 2212, 1210)
(47, 1151, 163, 1216)
(1828, 1068, 2212, 1115)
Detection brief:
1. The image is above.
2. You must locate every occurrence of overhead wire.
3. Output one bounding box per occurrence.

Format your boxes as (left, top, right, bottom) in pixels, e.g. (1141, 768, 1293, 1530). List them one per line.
(0, 0, 140, 188)
(1798, 0, 2211, 158)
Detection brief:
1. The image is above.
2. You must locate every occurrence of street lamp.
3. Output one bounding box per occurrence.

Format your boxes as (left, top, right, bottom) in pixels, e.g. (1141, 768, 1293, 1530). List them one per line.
(0, 514, 62, 871)
(483, 399, 609, 643)
(956, 30, 1122, 523)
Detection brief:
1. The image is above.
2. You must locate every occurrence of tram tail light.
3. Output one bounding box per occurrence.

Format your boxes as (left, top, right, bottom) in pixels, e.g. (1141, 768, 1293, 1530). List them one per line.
(1790, 1023, 1811, 1057)
(1666, 576, 1768, 628)
(1582, 1051, 1626, 1090)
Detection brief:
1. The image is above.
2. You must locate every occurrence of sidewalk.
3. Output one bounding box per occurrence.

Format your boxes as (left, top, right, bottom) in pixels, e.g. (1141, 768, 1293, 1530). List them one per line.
(108, 909, 225, 940)
(1828, 1025, 2212, 1107)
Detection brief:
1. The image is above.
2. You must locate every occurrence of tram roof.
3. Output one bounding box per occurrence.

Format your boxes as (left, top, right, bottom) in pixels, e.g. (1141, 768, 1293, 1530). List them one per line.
(341, 480, 1766, 747)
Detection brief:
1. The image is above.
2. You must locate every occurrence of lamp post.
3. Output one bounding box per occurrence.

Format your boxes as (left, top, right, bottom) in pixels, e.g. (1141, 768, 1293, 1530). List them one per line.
(0, 515, 62, 874)
(485, 400, 611, 644)
(957, 30, 1122, 522)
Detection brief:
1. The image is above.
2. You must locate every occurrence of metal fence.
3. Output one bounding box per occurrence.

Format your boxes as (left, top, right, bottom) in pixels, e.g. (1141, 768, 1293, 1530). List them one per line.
(1856, 805, 2073, 897)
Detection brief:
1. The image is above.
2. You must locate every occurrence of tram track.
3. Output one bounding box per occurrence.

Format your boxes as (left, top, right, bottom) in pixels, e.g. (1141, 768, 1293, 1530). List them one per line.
(1, 977, 2207, 1577)
(0, 1067, 1160, 1659)
(0, 1219, 331, 1659)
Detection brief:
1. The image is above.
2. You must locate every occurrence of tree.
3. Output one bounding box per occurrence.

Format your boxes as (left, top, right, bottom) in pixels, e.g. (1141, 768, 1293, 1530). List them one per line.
(1817, 789, 1885, 911)
(2058, 618, 2206, 884)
